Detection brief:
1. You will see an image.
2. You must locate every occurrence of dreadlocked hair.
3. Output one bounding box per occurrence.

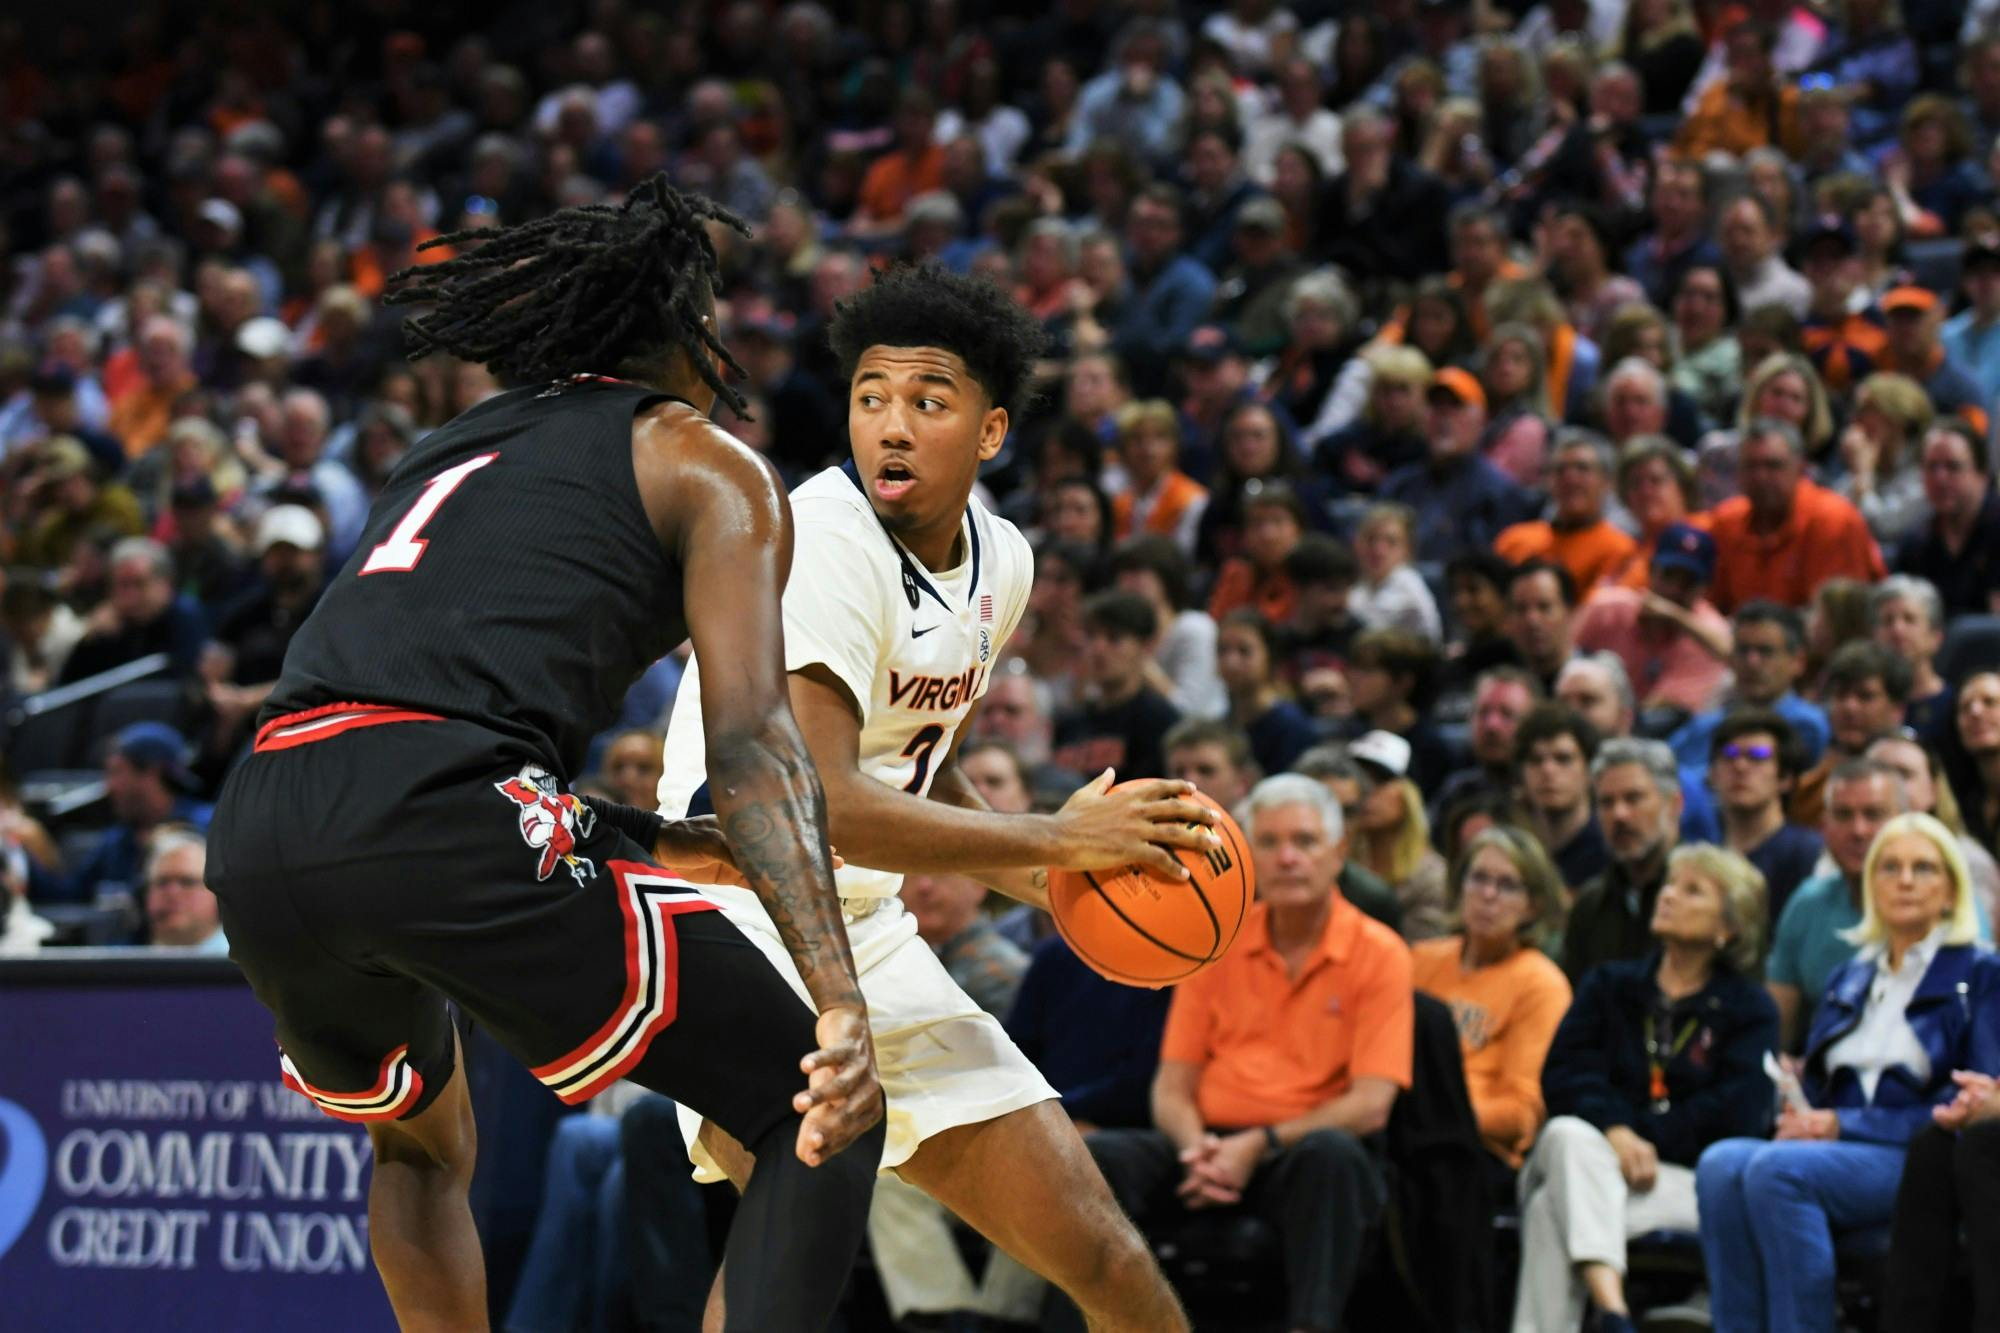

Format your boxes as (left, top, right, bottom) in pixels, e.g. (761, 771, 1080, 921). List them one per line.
(387, 174, 750, 412)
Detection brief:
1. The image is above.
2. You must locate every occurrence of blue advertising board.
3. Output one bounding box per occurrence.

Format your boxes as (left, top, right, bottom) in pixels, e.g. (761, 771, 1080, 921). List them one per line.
(0, 955, 395, 1330)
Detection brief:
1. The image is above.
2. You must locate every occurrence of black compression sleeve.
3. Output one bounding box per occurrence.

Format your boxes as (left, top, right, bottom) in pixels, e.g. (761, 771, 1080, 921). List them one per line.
(581, 794, 667, 848)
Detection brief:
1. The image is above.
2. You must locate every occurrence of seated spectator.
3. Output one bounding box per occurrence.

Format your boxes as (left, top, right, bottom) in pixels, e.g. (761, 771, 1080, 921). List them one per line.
(1941, 235, 2000, 410)
(1575, 523, 1733, 716)
(59, 535, 207, 684)
(1266, 270, 1365, 448)
(1548, 207, 1650, 348)
(1520, 843, 1777, 1333)
(1557, 654, 1638, 742)
(14, 437, 144, 571)
(1833, 370, 1934, 545)
(1507, 559, 1582, 696)
(1313, 344, 1430, 494)
(0, 574, 84, 697)
(1872, 575, 1951, 748)
(1067, 23, 1186, 164)
(597, 728, 665, 812)
(1710, 709, 1827, 921)
(1215, 609, 1321, 779)
(1564, 739, 1686, 982)
(1877, 286, 1982, 420)
(1886, 95, 1991, 237)
(1206, 482, 1305, 624)
(1478, 324, 1555, 489)
(1895, 420, 2000, 618)
(1866, 733, 2000, 931)
(1952, 672, 2000, 853)
(1088, 774, 1412, 1333)
(1051, 591, 1181, 781)
(1349, 502, 1442, 643)
(1276, 534, 1362, 687)
(1718, 193, 1811, 321)
(1008, 928, 1173, 1130)
(1109, 400, 1207, 555)
(1792, 641, 1914, 826)
(1670, 601, 1831, 771)
(1626, 161, 1725, 313)
(28, 723, 214, 908)
(1675, 21, 1803, 159)
(1432, 665, 1543, 823)
(1698, 813, 2000, 1333)
(1516, 703, 1612, 892)
(971, 667, 1057, 771)
(1412, 826, 1572, 1169)
(1381, 367, 1537, 564)
(1041, 476, 1115, 561)
(1108, 536, 1225, 720)
(105, 315, 198, 460)
(1439, 552, 1525, 702)
(852, 89, 948, 234)
(1707, 418, 1885, 614)
(1669, 265, 1745, 427)
(1695, 350, 1833, 513)
(1292, 746, 1412, 934)
(1797, 214, 1888, 400)
(1315, 105, 1453, 287)
(254, 387, 369, 561)
(1341, 628, 1455, 796)
(1012, 541, 1094, 712)
(202, 505, 328, 766)
(1769, 759, 1908, 1050)
(141, 827, 224, 953)
(1345, 730, 1453, 941)
(1196, 399, 1326, 568)
(1497, 435, 1638, 597)
(1882, 1052, 2000, 1331)
(1112, 185, 1216, 398)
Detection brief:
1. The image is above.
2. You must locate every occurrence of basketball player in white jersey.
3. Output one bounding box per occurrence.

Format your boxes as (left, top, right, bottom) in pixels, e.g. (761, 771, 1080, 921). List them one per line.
(658, 266, 1211, 1330)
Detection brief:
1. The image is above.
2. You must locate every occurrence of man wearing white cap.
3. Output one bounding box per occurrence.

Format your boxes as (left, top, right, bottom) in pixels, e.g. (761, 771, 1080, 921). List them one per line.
(205, 506, 329, 764)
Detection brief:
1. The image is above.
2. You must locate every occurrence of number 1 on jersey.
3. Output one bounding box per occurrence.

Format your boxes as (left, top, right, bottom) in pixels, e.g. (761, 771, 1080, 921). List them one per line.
(360, 453, 499, 575)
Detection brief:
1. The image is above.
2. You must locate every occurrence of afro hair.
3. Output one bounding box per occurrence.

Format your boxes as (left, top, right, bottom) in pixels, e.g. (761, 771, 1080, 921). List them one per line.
(828, 263, 1047, 413)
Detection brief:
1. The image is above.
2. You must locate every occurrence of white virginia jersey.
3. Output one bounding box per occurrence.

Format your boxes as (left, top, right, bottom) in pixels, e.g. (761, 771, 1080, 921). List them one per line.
(656, 464, 1033, 899)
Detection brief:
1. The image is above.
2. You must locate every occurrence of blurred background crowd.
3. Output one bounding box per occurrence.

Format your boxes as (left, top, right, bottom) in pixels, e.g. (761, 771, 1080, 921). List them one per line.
(11, 0, 2000, 1330)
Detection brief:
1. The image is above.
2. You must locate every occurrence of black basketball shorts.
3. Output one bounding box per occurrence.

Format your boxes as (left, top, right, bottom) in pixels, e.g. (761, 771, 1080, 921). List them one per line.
(208, 703, 822, 1146)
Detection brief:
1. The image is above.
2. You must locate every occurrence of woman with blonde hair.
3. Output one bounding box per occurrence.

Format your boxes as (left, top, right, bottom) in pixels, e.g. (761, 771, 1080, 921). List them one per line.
(1835, 371, 1933, 541)
(1419, 98, 1497, 203)
(1696, 351, 1835, 507)
(1413, 826, 1573, 1168)
(1314, 344, 1433, 493)
(1345, 730, 1451, 939)
(1518, 843, 1777, 1333)
(1699, 812, 2000, 1333)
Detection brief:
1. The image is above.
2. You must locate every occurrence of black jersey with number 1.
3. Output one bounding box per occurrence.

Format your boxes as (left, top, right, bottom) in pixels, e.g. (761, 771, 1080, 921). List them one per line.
(263, 377, 688, 781)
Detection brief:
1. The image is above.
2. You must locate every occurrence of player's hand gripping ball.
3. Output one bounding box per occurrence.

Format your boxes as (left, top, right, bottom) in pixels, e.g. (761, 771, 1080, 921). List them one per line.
(1049, 786, 1254, 987)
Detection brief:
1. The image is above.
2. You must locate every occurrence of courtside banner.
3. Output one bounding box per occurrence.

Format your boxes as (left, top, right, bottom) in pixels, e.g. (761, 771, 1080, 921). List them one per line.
(0, 955, 393, 1330)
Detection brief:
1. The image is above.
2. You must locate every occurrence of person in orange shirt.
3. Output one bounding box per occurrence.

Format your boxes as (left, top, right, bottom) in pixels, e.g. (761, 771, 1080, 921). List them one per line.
(1412, 826, 1573, 1169)
(1674, 22, 1803, 161)
(1110, 399, 1209, 554)
(1088, 774, 1413, 1333)
(1495, 433, 1639, 593)
(1708, 418, 1885, 612)
(853, 89, 948, 235)
(1207, 482, 1304, 623)
(106, 315, 199, 460)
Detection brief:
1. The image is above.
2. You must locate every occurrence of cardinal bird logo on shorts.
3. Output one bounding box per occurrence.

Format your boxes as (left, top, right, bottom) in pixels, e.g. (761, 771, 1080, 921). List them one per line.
(494, 766, 599, 885)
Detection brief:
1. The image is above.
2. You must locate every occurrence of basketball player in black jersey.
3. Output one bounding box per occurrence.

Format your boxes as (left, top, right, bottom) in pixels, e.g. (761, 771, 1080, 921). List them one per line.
(206, 178, 883, 1332)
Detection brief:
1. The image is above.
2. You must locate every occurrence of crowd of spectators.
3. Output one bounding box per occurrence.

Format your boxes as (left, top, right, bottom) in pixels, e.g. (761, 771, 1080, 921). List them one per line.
(10, 0, 2000, 1329)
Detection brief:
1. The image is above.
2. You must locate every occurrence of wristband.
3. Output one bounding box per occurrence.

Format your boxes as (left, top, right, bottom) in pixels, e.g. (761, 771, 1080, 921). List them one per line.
(581, 794, 667, 847)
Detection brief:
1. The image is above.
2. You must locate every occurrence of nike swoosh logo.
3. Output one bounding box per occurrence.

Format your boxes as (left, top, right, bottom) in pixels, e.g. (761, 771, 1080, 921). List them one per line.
(911, 625, 939, 639)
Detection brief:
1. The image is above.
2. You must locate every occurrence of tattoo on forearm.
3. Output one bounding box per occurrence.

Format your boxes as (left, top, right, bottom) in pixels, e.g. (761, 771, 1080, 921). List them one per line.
(719, 760, 862, 1010)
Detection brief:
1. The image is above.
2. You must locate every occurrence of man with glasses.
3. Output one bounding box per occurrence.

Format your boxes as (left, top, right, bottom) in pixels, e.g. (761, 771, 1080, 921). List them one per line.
(1495, 433, 1637, 594)
(1766, 760, 1908, 1049)
(1708, 710, 1824, 922)
(141, 828, 226, 954)
(1895, 419, 2000, 618)
(1669, 601, 1830, 771)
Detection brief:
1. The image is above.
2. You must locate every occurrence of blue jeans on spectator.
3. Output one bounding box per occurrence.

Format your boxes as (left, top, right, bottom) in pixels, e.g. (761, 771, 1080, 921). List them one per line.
(505, 1113, 632, 1333)
(1695, 1136, 1909, 1333)
(619, 1094, 713, 1333)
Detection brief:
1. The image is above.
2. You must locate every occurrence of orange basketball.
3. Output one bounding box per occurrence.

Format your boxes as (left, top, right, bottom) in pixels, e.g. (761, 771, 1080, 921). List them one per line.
(1048, 786, 1255, 988)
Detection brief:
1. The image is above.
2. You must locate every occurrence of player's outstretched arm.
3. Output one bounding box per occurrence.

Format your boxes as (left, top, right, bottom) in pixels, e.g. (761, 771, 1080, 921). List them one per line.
(790, 668, 1220, 881)
(635, 408, 880, 1164)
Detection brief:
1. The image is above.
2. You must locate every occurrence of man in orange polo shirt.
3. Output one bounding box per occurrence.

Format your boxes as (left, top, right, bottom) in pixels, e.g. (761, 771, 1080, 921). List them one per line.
(1495, 432, 1638, 593)
(853, 89, 946, 234)
(1708, 418, 1884, 612)
(1087, 774, 1413, 1333)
